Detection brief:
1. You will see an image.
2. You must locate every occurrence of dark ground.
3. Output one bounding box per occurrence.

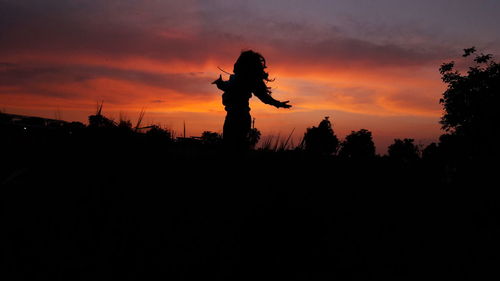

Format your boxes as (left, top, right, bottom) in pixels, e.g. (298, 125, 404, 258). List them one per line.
(1, 125, 499, 280)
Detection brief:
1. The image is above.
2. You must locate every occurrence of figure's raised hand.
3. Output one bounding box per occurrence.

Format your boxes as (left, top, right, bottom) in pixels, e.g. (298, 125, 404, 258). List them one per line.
(212, 74, 222, 85)
(277, 100, 292, 109)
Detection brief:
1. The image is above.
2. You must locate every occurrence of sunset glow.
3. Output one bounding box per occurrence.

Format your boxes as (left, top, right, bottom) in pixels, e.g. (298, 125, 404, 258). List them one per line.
(2, 0, 499, 152)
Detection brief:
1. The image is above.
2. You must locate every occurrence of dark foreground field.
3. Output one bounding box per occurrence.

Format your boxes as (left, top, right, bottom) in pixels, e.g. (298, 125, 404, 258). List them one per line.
(1, 128, 498, 280)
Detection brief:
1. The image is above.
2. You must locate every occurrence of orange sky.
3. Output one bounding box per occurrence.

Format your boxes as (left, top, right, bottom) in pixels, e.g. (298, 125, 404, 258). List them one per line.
(2, 1, 499, 153)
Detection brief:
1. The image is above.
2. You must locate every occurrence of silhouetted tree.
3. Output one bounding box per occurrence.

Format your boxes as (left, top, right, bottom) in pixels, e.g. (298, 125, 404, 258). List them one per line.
(201, 131, 223, 146)
(439, 47, 500, 158)
(387, 138, 420, 163)
(303, 117, 339, 155)
(338, 129, 376, 160)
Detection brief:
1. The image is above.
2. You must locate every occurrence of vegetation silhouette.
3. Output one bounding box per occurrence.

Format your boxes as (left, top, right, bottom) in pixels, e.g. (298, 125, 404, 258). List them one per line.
(201, 131, 223, 147)
(248, 127, 261, 149)
(387, 138, 420, 164)
(439, 47, 500, 158)
(302, 116, 339, 155)
(88, 101, 116, 128)
(338, 129, 376, 160)
(213, 50, 291, 151)
(1, 47, 499, 280)
(420, 46, 500, 182)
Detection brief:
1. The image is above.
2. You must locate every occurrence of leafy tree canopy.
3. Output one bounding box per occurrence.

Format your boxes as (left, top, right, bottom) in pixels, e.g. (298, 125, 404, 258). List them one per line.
(339, 129, 376, 159)
(439, 47, 500, 138)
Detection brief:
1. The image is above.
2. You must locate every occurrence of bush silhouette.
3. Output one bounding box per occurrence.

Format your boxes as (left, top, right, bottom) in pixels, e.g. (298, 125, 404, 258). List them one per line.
(338, 129, 376, 160)
(388, 138, 420, 163)
(118, 119, 133, 130)
(201, 131, 223, 146)
(88, 102, 116, 128)
(146, 125, 172, 142)
(88, 113, 116, 128)
(303, 117, 339, 155)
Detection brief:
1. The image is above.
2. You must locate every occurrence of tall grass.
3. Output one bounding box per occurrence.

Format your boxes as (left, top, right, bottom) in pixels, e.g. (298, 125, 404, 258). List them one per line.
(258, 128, 298, 152)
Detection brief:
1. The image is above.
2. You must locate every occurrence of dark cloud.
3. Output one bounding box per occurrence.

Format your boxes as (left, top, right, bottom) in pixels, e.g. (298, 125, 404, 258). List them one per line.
(0, 0, 451, 70)
(150, 100, 165, 103)
(267, 35, 450, 71)
(0, 63, 214, 100)
(0, 0, 234, 63)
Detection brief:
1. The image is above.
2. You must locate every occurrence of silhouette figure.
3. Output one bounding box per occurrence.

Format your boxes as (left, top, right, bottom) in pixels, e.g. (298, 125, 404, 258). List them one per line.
(212, 50, 291, 150)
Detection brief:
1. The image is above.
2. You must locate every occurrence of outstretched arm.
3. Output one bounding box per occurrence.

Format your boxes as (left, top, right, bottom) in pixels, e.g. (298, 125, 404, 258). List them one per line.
(253, 81, 292, 109)
(212, 75, 230, 91)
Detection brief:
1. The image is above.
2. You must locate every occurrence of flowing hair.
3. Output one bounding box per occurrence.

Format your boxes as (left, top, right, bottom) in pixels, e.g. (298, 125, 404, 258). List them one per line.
(233, 50, 274, 94)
